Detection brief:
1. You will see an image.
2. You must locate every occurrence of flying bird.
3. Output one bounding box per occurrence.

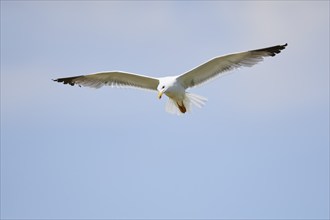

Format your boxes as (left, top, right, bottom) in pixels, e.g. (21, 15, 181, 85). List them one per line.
(53, 43, 287, 115)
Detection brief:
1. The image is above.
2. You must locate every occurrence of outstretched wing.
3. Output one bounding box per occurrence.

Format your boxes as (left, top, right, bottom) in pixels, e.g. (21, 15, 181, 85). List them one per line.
(53, 71, 159, 91)
(177, 44, 287, 89)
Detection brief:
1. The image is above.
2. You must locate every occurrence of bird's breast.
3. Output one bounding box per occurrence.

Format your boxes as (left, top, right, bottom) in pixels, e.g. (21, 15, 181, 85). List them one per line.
(165, 86, 185, 100)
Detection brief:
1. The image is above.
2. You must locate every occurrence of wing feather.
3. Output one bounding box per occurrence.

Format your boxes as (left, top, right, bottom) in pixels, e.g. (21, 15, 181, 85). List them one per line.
(177, 44, 287, 89)
(53, 71, 159, 91)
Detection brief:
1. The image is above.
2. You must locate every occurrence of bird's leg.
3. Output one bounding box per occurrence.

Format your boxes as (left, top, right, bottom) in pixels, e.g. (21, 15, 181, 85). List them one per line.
(176, 101, 186, 113)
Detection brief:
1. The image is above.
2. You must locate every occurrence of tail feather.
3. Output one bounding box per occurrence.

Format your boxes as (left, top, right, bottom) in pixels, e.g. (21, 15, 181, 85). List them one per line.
(186, 93, 207, 108)
(165, 93, 207, 115)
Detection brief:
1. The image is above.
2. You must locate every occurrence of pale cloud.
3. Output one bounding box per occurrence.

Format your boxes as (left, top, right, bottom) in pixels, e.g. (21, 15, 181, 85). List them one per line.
(245, 2, 329, 44)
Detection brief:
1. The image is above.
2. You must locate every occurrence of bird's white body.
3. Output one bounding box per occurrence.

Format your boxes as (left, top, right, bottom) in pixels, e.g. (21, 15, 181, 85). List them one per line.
(54, 44, 287, 115)
(157, 76, 207, 114)
(158, 76, 182, 99)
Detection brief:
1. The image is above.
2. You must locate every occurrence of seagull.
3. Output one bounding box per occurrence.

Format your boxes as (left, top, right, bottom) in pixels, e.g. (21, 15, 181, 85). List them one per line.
(53, 43, 287, 115)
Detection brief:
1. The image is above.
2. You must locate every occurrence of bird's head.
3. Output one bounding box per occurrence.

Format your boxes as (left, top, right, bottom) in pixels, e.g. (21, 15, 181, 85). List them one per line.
(157, 84, 167, 99)
(157, 77, 177, 99)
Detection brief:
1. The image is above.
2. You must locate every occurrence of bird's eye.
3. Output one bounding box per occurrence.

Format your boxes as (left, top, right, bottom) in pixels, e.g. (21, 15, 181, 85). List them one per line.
(162, 86, 165, 89)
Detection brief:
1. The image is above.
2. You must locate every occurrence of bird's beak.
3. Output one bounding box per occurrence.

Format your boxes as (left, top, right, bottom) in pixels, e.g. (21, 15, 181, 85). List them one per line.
(158, 91, 163, 99)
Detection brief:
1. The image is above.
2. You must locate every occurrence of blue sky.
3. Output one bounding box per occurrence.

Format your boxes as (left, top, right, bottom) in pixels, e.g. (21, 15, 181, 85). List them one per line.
(1, 1, 329, 219)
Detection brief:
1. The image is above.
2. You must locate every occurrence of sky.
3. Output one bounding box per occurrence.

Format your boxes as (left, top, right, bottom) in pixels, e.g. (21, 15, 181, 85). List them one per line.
(1, 1, 329, 219)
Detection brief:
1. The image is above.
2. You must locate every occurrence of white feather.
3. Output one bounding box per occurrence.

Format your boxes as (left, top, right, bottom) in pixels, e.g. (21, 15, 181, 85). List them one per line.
(165, 93, 207, 115)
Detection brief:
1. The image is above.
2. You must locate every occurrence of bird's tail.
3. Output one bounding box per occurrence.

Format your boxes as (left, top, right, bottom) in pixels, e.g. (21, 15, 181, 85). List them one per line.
(165, 93, 208, 115)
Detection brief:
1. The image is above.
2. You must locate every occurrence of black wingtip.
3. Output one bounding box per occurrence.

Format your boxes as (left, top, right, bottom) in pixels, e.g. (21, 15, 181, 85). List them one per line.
(254, 43, 288, 57)
(52, 75, 83, 86)
(280, 43, 288, 50)
(273, 43, 287, 56)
